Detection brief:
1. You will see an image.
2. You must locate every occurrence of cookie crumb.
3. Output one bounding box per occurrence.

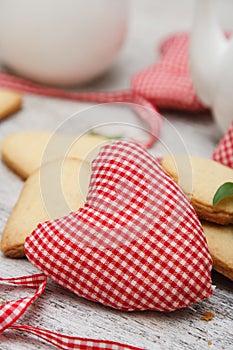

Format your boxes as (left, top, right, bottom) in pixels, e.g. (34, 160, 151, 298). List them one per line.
(200, 311, 214, 321)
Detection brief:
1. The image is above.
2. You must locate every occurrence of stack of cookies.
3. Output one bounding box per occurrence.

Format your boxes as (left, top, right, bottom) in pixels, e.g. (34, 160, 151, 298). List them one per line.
(162, 155, 233, 281)
(0, 131, 107, 257)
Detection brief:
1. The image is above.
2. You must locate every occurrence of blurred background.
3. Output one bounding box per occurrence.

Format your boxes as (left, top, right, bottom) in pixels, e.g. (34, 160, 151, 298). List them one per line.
(0, 0, 200, 88)
(0, 0, 232, 89)
(0, 0, 233, 153)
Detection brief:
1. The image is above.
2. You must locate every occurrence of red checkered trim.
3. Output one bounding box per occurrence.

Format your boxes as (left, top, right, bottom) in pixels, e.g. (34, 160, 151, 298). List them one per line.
(212, 121, 233, 169)
(0, 71, 161, 149)
(25, 141, 212, 312)
(0, 33, 208, 149)
(0, 274, 46, 332)
(0, 274, 142, 349)
(0, 33, 204, 114)
(9, 325, 143, 350)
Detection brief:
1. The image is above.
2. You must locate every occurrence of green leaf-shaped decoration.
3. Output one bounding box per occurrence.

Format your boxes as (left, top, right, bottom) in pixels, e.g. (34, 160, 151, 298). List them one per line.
(213, 182, 233, 205)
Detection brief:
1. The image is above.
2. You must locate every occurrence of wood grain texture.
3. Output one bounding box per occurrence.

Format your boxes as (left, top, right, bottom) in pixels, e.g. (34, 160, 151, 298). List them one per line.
(0, 0, 232, 349)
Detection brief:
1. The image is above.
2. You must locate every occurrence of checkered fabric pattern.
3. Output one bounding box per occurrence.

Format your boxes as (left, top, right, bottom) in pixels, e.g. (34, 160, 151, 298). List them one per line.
(0, 141, 213, 349)
(212, 121, 233, 169)
(0, 33, 204, 113)
(1, 32, 226, 349)
(0, 33, 205, 150)
(131, 33, 204, 111)
(2, 32, 232, 156)
(9, 325, 143, 350)
(0, 274, 47, 332)
(25, 141, 213, 312)
(0, 72, 161, 149)
(0, 274, 142, 349)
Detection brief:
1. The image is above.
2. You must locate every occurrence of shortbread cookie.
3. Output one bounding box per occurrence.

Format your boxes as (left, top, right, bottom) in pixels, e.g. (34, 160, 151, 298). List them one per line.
(162, 155, 233, 225)
(1, 131, 107, 179)
(1, 158, 90, 258)
(202, 221, 233, 281)
(0, 89, 22, 121)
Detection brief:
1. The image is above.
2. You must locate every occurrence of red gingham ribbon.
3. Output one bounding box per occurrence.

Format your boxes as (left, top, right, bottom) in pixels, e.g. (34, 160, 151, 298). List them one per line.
(0, 274, 142, 350)
(1, 33, 231, 159)
(0, 274, 47, 332)
(0, 33, 204, 150)
(0, 71, 161, 149)
(0, 33, 204, 113)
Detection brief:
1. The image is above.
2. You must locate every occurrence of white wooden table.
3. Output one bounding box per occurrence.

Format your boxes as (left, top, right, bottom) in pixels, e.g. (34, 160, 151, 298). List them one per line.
(0, 1, 232, 349)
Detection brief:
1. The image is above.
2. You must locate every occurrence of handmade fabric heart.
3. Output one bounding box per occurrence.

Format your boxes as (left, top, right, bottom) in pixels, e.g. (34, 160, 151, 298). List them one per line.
(25, 141, 213, 311)
(131, 33, 205, 112)
(212, 121, 233, 169)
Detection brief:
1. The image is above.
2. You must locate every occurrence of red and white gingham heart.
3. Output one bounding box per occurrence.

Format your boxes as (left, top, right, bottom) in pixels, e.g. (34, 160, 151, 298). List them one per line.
(0, 32, 229, 348)
(131, 33, 204, 111)
(25, 140, 213, 312)
(212, 121, 233, 169)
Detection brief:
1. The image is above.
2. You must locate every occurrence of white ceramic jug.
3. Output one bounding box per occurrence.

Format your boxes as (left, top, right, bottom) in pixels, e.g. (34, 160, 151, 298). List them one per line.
(0, 0, 128, 86)
(190, 0, 233, 134)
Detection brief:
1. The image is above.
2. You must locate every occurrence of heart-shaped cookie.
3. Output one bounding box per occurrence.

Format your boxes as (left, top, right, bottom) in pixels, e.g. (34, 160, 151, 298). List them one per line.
(25, 141, 213, 311)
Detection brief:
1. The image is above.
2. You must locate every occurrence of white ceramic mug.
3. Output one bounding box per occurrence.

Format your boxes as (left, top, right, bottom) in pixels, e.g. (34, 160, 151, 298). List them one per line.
(0, 0, 128, 86)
